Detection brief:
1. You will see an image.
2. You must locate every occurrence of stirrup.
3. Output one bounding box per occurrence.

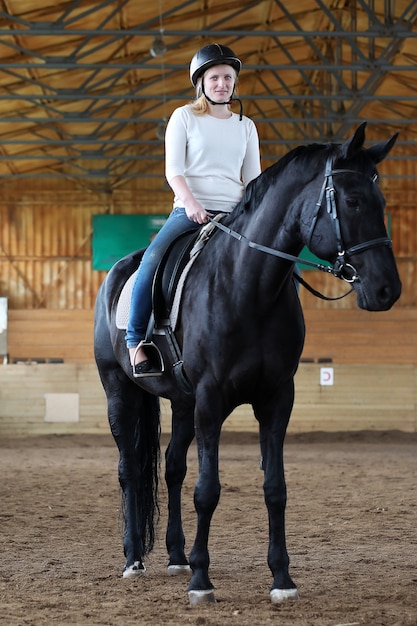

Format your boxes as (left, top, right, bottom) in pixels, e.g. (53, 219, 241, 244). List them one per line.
(131, 341, 165, 377)
(133, 359, 162, 378)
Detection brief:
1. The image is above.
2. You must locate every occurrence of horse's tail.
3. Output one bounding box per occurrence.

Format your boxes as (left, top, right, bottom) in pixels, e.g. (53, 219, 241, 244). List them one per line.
(125, 391, 161, 555)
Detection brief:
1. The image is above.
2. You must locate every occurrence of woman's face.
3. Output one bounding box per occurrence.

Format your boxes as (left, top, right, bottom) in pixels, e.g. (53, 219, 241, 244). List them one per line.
(202, 64, 235, 102)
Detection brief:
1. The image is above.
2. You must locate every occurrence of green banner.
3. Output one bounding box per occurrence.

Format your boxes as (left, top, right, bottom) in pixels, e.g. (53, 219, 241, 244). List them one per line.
(92, 212, 391, 271)
(92, 214, 168, 270)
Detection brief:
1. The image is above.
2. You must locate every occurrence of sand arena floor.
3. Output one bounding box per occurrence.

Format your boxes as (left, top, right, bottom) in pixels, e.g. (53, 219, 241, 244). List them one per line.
(1, 430, 416, 626)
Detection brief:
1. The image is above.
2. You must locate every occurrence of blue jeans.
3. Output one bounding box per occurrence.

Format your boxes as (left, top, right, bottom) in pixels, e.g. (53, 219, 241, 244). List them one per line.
(125, 207, 200, 347)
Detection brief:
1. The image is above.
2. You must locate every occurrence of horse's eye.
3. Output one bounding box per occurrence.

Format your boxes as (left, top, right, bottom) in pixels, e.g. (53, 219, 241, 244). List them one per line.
(346, 197, 360, 211)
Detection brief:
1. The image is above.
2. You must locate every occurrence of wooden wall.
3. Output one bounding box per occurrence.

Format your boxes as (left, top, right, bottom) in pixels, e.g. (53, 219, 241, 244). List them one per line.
(0, 363, 415, 437)
(0, 182, 172, 310)
(5, 307, 417, 366)
(2, 307, 416, 436)
(8, 309, 95, 364)
(0, 157, 416, 435)
(0, 156, 416, 311)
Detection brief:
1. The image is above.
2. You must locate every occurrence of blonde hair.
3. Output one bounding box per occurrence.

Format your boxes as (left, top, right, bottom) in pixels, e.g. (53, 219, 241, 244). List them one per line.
(189, 68, 238, 116)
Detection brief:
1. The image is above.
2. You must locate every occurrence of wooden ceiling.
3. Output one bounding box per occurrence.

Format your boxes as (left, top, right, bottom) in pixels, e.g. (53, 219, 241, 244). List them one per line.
(0, 0, 416, 191)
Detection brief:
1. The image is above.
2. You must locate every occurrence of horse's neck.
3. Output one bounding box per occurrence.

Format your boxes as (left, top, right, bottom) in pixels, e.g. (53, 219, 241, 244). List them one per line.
(221, 203, 298, 305)
(237, 182, 303, 254)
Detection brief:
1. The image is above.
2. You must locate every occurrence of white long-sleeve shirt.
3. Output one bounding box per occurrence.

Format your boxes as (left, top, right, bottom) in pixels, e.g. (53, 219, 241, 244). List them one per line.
(165, 105, 261, 213)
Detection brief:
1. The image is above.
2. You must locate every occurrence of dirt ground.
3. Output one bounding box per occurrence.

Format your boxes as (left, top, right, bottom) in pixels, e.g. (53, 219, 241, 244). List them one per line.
(1, 429, 416, 626)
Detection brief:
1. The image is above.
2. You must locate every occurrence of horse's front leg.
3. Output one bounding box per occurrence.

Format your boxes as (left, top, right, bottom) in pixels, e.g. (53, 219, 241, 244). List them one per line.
(165, 399, 195, 575)
(255, 380, 300, 604)
(187, 402, 222, 606)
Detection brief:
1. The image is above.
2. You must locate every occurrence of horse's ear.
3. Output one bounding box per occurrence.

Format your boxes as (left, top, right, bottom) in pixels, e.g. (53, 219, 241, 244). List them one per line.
(340, 122, 367, 159)
(366, 132, 399, 164)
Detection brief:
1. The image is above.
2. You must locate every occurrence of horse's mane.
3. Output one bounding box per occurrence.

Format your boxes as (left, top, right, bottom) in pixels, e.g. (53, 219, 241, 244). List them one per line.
(228, 142, 331, 222)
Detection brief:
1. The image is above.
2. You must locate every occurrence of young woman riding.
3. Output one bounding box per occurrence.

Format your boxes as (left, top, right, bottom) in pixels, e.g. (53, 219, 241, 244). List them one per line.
(125, 43, 261, 377)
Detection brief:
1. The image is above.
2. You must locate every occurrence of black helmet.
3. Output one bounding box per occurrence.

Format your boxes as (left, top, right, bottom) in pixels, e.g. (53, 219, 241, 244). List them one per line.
(189, 43, 241, 87)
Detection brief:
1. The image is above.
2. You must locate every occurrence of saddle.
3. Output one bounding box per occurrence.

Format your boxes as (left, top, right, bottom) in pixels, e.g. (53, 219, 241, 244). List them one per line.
(139, 230, 199, 393)
(152, 229, 200, 327)
(121, 216, 223, 393)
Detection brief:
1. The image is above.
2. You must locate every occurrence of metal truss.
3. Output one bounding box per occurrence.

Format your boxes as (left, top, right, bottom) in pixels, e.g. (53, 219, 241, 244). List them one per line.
(0, 0, 416, 189)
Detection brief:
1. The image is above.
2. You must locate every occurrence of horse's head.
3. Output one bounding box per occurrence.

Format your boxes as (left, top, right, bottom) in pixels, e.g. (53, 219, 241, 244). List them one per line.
(304, 123, 401, 311)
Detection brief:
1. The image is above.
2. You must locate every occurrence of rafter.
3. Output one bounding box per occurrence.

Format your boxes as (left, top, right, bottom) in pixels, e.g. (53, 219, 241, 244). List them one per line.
(0, 0, 415, 188)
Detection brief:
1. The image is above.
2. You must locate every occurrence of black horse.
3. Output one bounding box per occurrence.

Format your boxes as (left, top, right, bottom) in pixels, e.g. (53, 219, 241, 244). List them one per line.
(94, 123, 401, 605)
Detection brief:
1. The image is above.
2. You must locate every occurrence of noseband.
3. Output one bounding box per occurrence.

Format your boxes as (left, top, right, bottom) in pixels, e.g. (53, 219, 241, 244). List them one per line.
(208, 155, 393, 287)
(306, 156, 392, 283)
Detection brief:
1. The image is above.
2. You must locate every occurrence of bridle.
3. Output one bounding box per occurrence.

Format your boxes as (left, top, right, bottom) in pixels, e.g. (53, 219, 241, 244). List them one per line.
(208, 155, 393, 292)
(305, 156, 392, 283)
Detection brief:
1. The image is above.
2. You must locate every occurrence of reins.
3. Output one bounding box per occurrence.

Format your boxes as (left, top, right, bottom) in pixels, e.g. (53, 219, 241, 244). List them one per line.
(208, 155, 393, 302)
(207, 216, 336, 272)
(208, 215, 353, 301)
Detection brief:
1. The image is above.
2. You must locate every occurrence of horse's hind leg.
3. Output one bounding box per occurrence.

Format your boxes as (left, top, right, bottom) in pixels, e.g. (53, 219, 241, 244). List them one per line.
(255, 381, 299, 603)
(101, 365, 160, 578)
(165, 398, 195, 575)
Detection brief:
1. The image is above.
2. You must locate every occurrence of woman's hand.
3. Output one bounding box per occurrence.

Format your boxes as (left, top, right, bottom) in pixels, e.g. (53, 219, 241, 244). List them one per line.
(185, 200, 212, 224)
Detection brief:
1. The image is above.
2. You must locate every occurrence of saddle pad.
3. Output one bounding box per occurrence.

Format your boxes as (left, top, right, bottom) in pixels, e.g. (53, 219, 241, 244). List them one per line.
(115, 217, 221, 331)
(115, 269, 137, 330)
(115, 255, 199, 331)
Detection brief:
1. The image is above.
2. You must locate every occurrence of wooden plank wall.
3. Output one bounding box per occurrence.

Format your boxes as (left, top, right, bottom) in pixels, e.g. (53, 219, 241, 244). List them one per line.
(0, 364, 107, 436)
(301, 308, 417, 364)
(0, 185, 171, 310)
(6, 307, 417, 366)
(8, 309, 95, 364)
(0, 173, 416, 311)
(0, 363, 415, 437)
(0, 170, 416, 436)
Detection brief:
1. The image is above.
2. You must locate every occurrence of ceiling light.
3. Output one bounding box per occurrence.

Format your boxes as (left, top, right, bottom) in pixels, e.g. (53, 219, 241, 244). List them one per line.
(150, 34, 167, 58)
(156, 120, 166, 140)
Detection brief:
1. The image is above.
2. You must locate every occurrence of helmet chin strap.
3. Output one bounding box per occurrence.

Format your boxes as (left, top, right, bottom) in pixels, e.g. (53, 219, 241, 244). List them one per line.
(202, 82, 243, 120)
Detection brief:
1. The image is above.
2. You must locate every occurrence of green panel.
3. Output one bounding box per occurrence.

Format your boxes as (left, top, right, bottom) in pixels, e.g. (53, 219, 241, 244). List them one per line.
(92, 214, 167, 270)
(297, 247, 331, 271)
(92, 212, 391, 271)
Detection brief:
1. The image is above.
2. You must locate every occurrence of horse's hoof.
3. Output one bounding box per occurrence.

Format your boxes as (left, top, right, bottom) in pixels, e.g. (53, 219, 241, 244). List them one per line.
(270, 588, 300, 603)
(188, 589, 216, 606)
(122, 561, 146, 578)
(167, 564, 191, 576)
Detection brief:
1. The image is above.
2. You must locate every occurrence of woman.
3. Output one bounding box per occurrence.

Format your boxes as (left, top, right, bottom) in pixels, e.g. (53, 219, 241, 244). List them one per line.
(125, 43, 261, 377)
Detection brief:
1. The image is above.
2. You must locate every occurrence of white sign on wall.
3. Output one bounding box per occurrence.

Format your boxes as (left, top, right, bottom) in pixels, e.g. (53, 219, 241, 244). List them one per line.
(0, 297, 7, 357)
(44, 393, 79, 422)
(320, 367, 334, 386)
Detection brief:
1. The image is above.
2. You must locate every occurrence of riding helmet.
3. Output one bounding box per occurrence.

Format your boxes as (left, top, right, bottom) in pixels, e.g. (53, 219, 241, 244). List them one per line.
(189, 43, 242, 86)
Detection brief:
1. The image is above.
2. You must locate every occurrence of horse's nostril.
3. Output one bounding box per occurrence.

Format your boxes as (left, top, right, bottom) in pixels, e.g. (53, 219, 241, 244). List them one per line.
(378, 282, 401, 308)
(370, 285, 401, 311)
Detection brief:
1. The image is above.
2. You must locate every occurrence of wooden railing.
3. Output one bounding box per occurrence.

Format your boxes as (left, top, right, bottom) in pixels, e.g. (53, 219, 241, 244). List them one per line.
(7, 307, 417, 365)
(301, 308, 417, 364)
(8, 310, 95, 364)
